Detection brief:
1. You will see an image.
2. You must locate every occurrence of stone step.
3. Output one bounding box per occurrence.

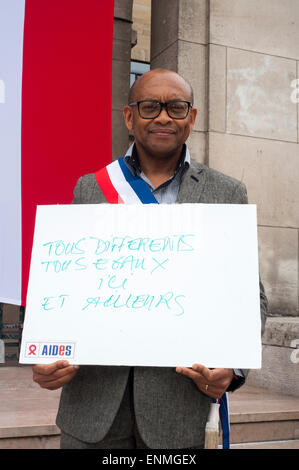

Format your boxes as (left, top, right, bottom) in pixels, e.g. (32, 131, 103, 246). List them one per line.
(0, 365, 61, 449)
(230, 439, 299, 449)
(229, 385, 299, 445)
(0, 365, 299, 449)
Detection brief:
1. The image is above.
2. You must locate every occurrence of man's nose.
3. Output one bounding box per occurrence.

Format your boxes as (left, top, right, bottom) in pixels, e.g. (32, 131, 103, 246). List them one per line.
(154, 107, 172, 123)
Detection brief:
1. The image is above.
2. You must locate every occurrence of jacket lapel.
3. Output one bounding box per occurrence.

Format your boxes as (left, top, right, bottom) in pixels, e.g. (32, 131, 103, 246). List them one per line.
(176, 160, 207, 203)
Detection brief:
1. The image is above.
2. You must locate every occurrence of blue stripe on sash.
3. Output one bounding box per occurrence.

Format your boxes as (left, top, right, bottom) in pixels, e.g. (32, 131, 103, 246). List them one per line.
(213, 393, 230, 449)
(118, 157, 159, 204)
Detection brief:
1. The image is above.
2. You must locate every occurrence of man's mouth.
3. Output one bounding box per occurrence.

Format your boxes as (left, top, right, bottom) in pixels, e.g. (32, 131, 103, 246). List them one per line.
(150, 128, 176, 136)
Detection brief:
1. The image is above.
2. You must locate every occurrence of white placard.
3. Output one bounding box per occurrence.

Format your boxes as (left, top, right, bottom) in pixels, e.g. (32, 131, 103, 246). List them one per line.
(19, 203, 261, 368)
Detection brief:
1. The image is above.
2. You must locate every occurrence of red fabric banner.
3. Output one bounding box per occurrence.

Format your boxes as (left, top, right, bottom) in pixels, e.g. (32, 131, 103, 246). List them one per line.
(21, 0, 114, 305)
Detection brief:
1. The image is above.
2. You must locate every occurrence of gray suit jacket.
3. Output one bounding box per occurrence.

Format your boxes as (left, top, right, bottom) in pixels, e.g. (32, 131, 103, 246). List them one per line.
(56, 159, 268, 449)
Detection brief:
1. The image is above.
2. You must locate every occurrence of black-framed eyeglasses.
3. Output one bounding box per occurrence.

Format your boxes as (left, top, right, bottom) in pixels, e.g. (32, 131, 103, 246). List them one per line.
(128, 99, 192, 119)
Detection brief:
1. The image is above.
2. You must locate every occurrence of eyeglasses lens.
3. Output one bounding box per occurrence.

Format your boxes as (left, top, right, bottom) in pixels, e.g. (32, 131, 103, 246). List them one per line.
(167, 102, 189, 118)
(138, 101, 189, 119)
(139, 101, 160, 118)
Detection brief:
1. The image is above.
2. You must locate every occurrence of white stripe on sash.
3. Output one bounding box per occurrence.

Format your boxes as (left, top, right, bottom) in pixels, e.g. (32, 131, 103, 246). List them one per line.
(107, 160, 141, 205)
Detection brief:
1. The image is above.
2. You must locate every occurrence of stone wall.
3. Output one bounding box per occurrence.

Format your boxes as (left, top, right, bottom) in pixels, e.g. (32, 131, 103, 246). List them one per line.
(208, 0, 299, 319)
(247, 317, 299, 396)
(112, 0, 133, 160)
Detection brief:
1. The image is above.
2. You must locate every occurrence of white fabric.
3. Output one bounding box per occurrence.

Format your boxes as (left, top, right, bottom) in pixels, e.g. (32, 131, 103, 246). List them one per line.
(0, 0, 26, 304)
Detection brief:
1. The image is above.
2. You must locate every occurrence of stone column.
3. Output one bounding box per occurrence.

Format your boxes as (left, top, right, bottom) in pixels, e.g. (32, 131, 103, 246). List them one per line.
(151, 0, 209, 165)
(112, 0, 134, 160)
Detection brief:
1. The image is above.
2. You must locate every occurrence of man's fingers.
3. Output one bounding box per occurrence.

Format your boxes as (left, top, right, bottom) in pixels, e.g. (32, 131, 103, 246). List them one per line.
(176, 366, 203, 387)
(176, 365, 233, 399)
(193, 365, 233, 389)
(32, 360, 70, 376)
(32, 360, 79, 390)
(33, 364, 78, 384)
(191, 363, 213, 381)
(191, 364, 232, 384)
(37, 367, 79, 390)
(176, 366, 217, 397)
(176, 364, 213, 383)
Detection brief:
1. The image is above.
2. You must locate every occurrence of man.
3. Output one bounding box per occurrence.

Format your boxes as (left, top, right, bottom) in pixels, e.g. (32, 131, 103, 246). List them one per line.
(32, 69, 267, 449)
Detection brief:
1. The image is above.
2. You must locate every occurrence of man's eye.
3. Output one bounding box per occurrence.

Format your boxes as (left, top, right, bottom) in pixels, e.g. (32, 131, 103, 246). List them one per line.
(170, 104, 185, 111)
(143, 104, 157, 110)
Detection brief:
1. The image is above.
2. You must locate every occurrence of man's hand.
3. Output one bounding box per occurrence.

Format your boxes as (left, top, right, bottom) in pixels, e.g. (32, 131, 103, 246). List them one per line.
(32, 360, 79, 391)
(176, 364, 234, 399)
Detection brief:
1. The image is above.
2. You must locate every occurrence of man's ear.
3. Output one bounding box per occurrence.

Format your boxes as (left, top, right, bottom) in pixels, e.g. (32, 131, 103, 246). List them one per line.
(123, 105, 133, 132)
(189, 107, 197, 133)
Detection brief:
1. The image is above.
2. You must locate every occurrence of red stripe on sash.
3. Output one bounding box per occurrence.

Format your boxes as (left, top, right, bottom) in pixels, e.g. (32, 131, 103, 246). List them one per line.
(95, 166, 124, 204)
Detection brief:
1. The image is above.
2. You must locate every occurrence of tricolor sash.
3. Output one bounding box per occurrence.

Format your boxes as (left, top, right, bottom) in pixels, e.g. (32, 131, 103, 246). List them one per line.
(94, 157, 230, 449)
(94, 156, 158, 204)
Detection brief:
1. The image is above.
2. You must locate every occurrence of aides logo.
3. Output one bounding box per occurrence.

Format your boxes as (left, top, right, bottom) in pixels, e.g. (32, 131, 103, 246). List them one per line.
(25, 342, 75, 359)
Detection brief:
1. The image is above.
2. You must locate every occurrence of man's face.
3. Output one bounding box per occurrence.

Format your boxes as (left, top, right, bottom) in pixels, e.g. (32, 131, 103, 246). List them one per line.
(123, 71, 197, 159)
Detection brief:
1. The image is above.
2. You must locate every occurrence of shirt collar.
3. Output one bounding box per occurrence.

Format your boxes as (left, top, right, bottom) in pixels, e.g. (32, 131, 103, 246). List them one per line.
(124, 143, 190, 177)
